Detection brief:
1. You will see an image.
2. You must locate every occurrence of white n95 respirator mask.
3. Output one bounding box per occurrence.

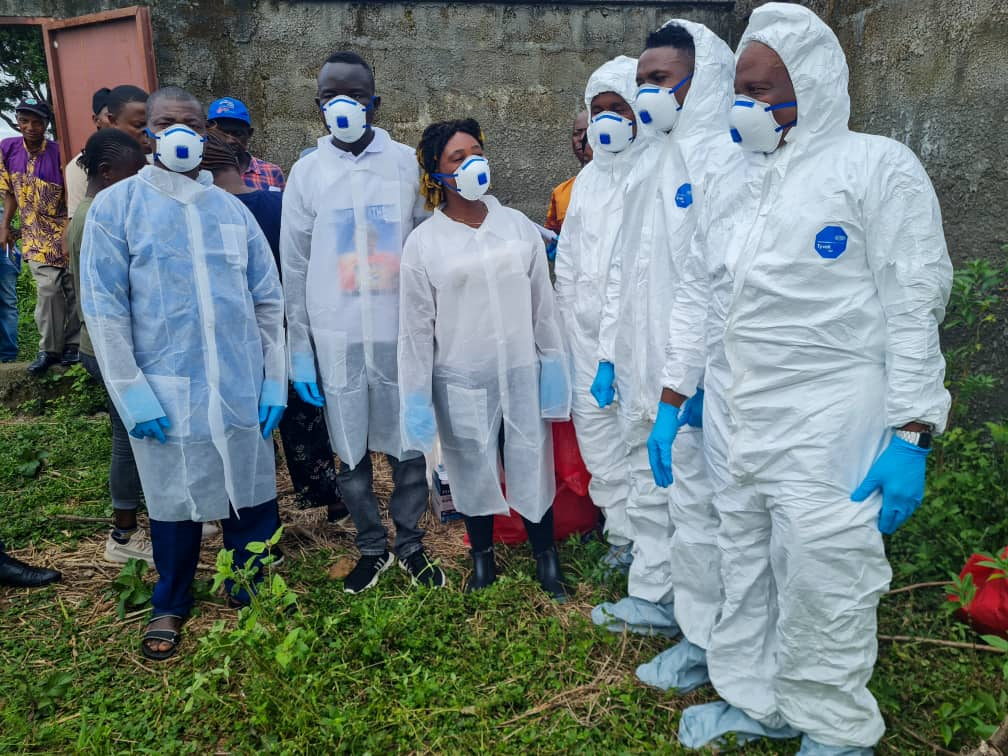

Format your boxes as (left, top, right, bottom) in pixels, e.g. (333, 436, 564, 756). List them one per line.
(635, 73, 693, 132)
(433, 155, 491, 201)
(321, 96, 373, 143)
(148, 125, 206, 173)
(589, 112, 635, 153)
(729, 95, 797, 153)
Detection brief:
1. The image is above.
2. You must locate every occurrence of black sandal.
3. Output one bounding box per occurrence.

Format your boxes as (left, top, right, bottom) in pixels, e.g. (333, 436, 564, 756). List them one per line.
(140, 615, 183, 661)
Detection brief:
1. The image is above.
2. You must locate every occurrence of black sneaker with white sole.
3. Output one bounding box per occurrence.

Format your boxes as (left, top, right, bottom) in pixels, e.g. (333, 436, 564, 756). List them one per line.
(343, 551, 395, 594)
(400, 548, 446, 589)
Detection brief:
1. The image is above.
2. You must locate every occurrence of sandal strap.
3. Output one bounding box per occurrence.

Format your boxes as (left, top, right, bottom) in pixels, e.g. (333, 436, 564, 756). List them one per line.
(142, 628, 180, 643)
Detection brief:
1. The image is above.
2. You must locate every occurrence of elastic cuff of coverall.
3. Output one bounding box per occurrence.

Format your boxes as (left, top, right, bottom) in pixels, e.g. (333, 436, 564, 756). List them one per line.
(121, 382, 166, 428)
(290, 352, 317, 384)
(260, 379, 286, 408)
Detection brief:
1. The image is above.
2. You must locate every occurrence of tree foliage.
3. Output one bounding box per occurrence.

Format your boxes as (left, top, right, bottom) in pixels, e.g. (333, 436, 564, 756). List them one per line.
(0, 26, 50, 132)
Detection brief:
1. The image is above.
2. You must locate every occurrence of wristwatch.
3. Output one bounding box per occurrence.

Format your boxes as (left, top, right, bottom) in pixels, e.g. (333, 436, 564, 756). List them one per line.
(894, 428, 933, 449)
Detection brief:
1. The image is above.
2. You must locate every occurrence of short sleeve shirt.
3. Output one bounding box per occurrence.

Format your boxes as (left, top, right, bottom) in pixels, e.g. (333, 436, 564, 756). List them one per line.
(0, 137, 67, 266)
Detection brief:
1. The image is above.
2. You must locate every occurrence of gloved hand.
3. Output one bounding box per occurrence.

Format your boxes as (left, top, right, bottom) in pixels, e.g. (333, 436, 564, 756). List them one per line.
(851, 435, 931, 534)
(545, 237, 558, 262)
(293, 381, 324, 407)
(539, 359, 570, 418)
(403, 393, 437, 449)
(259, 404, 285, 439)
(678, 388, 704, 428)
(130, 416, 171, 443)
(647, 402, 680, 488)
(590, 361, 616, 408)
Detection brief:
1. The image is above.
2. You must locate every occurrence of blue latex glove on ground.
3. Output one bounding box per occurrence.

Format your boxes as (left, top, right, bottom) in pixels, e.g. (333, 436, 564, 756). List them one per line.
(130, 416, 170, 443)
(539, 359, 570, 418)
(259, 404, 285, 439)
(590, 361, 616, 408)
(647, 402, 680, 488)
(404, 393, 437, 450)
(851, 435, 930, 534)
(678, 388, 704, 428)
(293, 381, 324, 407)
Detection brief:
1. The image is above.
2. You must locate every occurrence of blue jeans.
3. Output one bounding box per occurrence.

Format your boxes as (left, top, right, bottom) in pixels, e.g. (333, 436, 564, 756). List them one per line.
(0, 252, 18, 362)
(149, 498, 281, 619)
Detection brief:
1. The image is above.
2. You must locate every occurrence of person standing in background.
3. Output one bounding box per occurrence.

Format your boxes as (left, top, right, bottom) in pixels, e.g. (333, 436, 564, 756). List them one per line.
(207, 97, 285, 191)
(545, 111, 592, 236)
(66, 86, 151, 220)
(0, 98, 78, 375)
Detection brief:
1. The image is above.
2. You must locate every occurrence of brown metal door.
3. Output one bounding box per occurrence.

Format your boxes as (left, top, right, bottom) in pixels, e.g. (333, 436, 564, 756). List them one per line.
(41, 6, 158, 165)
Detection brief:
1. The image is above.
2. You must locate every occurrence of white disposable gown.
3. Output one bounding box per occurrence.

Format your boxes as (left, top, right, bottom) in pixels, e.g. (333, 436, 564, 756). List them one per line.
(398, 195, 571, 523)
(661, 4, 952, 747)
(281, 128, 427, 469)
(554, 55, 660, 551)
(596, 21, 741, 609)
(80, 166, 286, 522)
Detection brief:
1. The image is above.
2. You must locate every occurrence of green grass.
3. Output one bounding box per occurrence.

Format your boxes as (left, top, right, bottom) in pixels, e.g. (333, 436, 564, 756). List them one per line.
(0, 403, 1004, 754)
(16, 263, 40, 362)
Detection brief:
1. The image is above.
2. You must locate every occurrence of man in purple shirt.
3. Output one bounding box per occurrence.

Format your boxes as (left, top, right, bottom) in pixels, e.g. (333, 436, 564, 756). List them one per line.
(0, 99, 78, 374)
(206, 97, 285, 191)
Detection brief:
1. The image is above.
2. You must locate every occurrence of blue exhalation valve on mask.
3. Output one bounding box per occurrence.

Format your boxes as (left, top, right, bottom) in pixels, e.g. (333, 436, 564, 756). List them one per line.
(321, 95, 376, 143)
(589, 111, 635, 153)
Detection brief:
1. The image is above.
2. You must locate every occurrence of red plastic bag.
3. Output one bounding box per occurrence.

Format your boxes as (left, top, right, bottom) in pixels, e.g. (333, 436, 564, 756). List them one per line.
(951, 547, 1008, 638)
(464, 421, 600, 545)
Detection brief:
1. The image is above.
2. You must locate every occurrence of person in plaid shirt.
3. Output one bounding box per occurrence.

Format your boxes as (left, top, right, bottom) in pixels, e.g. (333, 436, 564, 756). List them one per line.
(206, 97, 285, 191)
(0, 99, 79, 374)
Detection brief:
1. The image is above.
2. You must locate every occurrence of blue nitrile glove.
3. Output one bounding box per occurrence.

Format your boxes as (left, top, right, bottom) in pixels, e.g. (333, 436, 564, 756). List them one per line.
(130, 416, 170, 443)
(545, 237, 558, 262)
(647, 402, 680, 488)
(678, 388, 704, 428)
(403, 393, 437, 449)
(851, 435, 930, 535)
(539, 358, 570, 418)
(259, 404, 285, 438)
(293, 381, 324, 407)
(590, 361, 616, 408)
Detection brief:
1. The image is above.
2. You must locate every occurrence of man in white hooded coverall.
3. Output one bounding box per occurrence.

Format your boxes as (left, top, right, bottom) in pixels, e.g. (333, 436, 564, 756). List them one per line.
(555, 55, 659, 577)
(655, 5, 952, 753)
(590, 21, 741, 650)
(81, 87, 287, 661)
(281, 52, 444, 594)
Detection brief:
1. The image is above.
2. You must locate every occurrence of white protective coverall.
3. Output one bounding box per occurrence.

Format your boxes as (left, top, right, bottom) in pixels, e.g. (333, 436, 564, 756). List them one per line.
(554, 55, 660, 552)
(596, 21, 741, 611)
(80, 166, 286, 522)
(398, 195, 571, 523)
(663, 4, 952, 748)
(281, 128, 427, 469)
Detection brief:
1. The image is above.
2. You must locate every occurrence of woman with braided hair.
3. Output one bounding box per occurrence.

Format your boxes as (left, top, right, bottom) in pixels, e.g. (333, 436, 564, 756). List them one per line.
(398, 119, 574, 600)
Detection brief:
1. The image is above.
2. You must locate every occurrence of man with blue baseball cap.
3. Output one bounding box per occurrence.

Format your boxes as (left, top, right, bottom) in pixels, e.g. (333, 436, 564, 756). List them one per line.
(207, 96, 285, 190)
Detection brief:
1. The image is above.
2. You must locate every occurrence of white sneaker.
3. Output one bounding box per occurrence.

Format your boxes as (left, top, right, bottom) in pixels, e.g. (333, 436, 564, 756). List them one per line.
(201, 521, 220, 539)
(104, 528, 155, 567)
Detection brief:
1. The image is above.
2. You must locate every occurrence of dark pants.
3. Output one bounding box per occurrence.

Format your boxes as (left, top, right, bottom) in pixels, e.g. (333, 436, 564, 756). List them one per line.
(81, 353, 144, 511)
(0, 251, 17, 362)
(149, 498, 280, 618)
(463, 421, 557, 553)
(338, 453, 427, 559)
(463, 508, 556, 554)
(276, 384, 342, 508)
(0, 538, 6, 563)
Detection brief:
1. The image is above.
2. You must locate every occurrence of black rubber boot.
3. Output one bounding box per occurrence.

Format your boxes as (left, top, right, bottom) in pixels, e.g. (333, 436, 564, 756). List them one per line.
(535, 546, 572, 602)
(465, 547, 497, 593)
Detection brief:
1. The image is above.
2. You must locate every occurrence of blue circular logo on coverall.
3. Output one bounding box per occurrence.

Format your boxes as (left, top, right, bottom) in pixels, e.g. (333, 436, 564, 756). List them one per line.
(675, 183, 693, 208)
(814, 225, 848, 259)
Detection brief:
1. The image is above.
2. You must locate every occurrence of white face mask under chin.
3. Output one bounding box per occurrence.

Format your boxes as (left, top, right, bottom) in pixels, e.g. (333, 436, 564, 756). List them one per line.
(728, 95, 797, 153)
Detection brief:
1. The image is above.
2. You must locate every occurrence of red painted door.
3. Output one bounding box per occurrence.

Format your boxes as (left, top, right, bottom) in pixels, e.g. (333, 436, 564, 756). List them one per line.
(41, 6, 158, 165)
